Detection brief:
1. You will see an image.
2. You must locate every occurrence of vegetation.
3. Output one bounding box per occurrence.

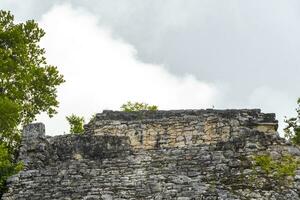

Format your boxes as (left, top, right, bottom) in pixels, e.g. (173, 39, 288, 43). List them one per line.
(253, 154, 299, 180)
(121, 101, 158, 112)
(284, 98, 300, 145)
(0, 97, 21, 152)
(0, 10, 64, 196)
(0, 10, 65, 125)
(66, 114, 85, 134)
(0, 144, 23, 197)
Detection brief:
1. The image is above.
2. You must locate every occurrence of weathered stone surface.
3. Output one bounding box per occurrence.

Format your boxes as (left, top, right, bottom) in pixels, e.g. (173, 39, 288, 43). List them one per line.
(3, 109, 300, 200)
(23, 123, 45, 138)
(86, 109, 278, 150)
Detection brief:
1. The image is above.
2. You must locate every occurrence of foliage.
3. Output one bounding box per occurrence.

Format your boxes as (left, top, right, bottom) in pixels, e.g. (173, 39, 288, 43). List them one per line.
(254, 155, 273, 174)
(0, 10, 65, 125)
(0, 144, 23, 197)
(253, 154, 299, 179)
(66, 114, 85, 134)
(0, 10, 64, 197)
(120, 101, 158, 112)
(0, 97, 20, 133)
(0, 97, 21, 151)
(284, 98, 300, 145)
(88, 113, 97, 123)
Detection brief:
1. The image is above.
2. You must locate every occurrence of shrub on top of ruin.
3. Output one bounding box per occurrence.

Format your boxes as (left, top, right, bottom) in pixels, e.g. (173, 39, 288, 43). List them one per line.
(88, 113, 97, 123)
(66, 114, 85, 134)
(284, 97, 300, 145)
(120, 101, 158, 112)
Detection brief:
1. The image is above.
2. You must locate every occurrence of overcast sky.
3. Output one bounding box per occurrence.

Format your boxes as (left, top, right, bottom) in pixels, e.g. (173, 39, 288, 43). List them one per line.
(1, 1, 299, 135)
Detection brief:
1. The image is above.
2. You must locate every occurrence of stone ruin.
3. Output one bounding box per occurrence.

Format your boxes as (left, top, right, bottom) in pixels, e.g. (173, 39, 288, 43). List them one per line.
(2, 109, 300, 199)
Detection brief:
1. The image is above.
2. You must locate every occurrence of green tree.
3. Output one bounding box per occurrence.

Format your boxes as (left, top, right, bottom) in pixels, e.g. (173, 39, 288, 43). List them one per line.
(284, 98, 300, 145)
(0, 97, 21, 152)
(0, 144, 23, 197)
(0, 10, 65, 125)
(120, 101, 158, 112)
(0, 10, 64, 196)
(66, 114, 85, 134)
(0, 97, 22, 197)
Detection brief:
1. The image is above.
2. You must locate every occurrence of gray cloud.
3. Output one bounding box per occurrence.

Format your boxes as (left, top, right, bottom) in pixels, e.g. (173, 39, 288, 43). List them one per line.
(2, 0, 300, 132)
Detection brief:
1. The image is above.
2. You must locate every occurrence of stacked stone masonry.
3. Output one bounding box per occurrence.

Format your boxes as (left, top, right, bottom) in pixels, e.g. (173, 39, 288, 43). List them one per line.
(3, 109, 300, 200)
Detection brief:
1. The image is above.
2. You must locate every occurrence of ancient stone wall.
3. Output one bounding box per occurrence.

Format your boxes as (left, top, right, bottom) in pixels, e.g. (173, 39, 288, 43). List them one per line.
(3, 109, 300, 200)
(85, 109, 278, 149)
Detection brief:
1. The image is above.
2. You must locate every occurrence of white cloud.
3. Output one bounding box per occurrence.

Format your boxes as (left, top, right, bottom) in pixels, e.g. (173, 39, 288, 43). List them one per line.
(248, 86, 297, 135)
(36, 4, 218, 135)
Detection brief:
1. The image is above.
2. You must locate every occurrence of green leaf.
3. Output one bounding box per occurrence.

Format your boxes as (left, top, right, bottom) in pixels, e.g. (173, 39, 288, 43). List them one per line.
(66, 114, 85, 134)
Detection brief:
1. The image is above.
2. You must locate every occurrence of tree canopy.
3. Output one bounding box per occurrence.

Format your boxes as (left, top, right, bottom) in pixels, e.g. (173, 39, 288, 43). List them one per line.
(284, 98, 300, 145)
(0, 10, 65, 126)
(0, 10, 64, 196)
(0, 97, 21, 151)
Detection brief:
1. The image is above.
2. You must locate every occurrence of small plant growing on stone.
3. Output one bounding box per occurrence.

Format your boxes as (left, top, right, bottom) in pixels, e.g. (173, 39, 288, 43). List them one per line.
(252, 154, 299, 185)
(120, 101, 158, 112)
(66, 114, 85, 134)
(88, 113, 97, 123)
(254, 155, 274, 174)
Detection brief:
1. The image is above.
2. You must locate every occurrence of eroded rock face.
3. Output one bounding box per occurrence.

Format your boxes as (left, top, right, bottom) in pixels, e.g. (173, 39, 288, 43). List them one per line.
(86, 109, 278, 149)
(3, 109, 300, 200)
